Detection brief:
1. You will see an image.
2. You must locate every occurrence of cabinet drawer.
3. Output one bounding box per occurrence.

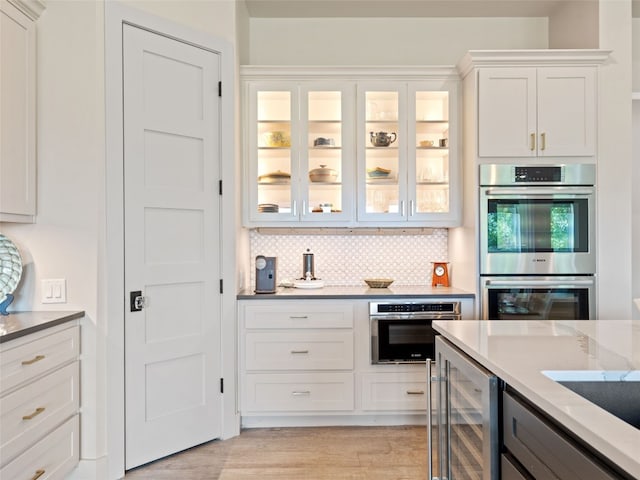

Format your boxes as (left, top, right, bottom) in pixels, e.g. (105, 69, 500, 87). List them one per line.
(245, 331, 353, 371)
(501, 454, 531, 480)
(1, 362, 79, 466)
(360, 372, 428, 411)
(244, 373, 354, 412)
(0, 414, 79, 480)
(244, 303, 354, 329)
(503, 391, 618, 480)
(0, 326, 79, 394)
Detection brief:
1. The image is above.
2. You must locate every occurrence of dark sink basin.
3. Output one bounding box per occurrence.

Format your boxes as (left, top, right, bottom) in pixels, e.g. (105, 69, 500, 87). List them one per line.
(543, 371, 640, 429)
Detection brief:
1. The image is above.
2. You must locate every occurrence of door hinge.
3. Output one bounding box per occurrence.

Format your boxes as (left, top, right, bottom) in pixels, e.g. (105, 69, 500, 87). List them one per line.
(220, 378, 224, 393)
(218, 81, 222, 97)
(219, 279, 223, 294)
(219, 179, 223, 195)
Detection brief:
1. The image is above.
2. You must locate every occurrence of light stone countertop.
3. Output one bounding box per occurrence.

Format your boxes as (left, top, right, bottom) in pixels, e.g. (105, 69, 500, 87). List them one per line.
(0, 311, 84, 343)
(432, 319, 640, 479)
(237, 285, 475, 299)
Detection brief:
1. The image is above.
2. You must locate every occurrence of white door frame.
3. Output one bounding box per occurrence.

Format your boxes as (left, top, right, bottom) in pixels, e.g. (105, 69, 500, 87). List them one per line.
(105, 3, 238, 478)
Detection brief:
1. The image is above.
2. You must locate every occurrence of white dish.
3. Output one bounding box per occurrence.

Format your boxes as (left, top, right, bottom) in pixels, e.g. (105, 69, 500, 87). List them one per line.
(293, 279, 325, 289)
(0, 234, 23, 306)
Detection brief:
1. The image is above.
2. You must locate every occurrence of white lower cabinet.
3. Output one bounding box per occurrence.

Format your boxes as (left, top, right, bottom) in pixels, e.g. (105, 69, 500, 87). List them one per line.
(0, 323, 80, 478)
(244, 372, 354, 412)
(239, 299, 429, 426)
(360, 371, 428, 411)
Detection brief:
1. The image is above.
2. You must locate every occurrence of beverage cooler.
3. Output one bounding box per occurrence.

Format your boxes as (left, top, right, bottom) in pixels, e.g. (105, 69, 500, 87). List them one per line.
(429, 336, 500, 480)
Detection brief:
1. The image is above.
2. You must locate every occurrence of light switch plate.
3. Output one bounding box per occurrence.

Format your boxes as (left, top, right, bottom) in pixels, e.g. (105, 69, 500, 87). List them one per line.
(42, 278, 67, 304)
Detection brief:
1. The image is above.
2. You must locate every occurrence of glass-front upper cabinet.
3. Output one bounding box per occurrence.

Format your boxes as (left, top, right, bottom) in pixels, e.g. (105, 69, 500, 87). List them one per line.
(357, 80, 460, 226)
(245, 82, 354, 226)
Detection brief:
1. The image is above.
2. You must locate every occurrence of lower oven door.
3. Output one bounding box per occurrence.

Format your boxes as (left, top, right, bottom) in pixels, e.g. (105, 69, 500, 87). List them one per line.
(481, 276, 595, 320)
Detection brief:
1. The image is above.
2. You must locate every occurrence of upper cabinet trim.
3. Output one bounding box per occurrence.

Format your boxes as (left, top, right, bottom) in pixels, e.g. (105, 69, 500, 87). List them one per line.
(457, 49, 612, 77)
(7, 0, 46, 20)
(240, 65, 459, 81)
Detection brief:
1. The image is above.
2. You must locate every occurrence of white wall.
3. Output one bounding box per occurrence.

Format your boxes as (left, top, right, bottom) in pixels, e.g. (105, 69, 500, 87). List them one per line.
(548, 0, 598, 48)
(248, 17, 548, 65)
(634, 18, 640, 92)
(598, 0, 634, 319)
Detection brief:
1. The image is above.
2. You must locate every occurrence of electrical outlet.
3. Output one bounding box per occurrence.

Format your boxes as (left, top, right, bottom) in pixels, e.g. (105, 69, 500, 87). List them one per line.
(42, 278, 67, 304)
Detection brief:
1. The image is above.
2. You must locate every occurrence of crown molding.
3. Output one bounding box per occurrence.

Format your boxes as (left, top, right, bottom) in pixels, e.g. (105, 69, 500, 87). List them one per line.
(240, 65, 459, 81)
(7, 0, 46, 20)
(457, 49, 612, 78)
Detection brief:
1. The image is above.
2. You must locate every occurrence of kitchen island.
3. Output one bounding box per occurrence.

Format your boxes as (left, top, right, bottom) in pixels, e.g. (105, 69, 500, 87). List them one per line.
(432, 319, 640, 479)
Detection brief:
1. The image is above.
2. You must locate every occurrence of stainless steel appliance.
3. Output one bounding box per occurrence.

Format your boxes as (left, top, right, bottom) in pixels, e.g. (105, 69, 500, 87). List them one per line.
(479, 164, 596, 275)
(255, 255, 277, 293)
(430, 336, 500, 480)
(370, 301, 461, 364)
(482, 276, 594, 320)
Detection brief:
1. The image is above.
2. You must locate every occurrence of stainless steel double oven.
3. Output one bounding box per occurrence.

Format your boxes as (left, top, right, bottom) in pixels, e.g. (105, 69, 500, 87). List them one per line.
(479, 164, 596, 320)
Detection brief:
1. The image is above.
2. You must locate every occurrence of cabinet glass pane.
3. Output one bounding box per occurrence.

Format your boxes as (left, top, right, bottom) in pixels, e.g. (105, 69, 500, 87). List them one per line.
(365, 91, 399, 214)
(307, 91, 343, 215)
(415, 91, 450, 214)
(448, 363, 484, 480)
(256, 91, 292, 214)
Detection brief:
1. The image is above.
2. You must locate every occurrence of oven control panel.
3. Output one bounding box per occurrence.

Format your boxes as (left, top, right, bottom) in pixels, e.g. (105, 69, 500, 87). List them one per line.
(514, 166, 562, 183)
(371, 302, 460, 315)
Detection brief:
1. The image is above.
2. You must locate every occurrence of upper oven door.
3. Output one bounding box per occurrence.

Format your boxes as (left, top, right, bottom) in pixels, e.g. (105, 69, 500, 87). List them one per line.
(480, 186, 596, 275)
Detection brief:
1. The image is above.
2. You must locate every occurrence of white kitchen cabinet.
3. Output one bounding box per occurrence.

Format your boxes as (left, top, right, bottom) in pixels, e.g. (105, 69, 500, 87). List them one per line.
(360, 371, 428, 411)
(0, 323, 80, 477)
(239, 301, 355, 416)
(244, 81, 355, 226)
(241, 67, 461, 228)
(0, 0, 44, 223)
(477, 66, 597, 158)
(357, 80, 460, 226)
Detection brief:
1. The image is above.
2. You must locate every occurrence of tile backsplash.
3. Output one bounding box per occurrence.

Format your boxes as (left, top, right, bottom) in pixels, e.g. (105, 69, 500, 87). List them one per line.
(249, 229, 448, 287)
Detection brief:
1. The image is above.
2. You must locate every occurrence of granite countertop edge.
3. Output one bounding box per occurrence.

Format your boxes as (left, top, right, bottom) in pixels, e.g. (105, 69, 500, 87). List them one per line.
(0, 311, 85, 344)
(237, 285, 475, 299)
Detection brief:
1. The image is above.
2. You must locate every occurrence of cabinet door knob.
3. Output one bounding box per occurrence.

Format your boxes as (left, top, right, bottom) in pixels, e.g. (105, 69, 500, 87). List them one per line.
(540, 132, 546, 151)
(530, 133, 536, 151)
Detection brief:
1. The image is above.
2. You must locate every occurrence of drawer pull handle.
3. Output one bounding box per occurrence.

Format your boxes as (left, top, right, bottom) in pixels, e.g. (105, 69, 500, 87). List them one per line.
(21, 355, 45, 366)
(22, 407, 46, 420)
(31, 469, 45, 480)
(290, 350, 309, 354)
(291, 390, 311, 396)
(289, 316, 308, 319)
(407, 390, 425, 395)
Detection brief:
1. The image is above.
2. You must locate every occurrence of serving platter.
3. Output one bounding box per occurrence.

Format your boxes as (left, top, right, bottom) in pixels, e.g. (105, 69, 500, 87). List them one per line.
(0, 234, 23, 315)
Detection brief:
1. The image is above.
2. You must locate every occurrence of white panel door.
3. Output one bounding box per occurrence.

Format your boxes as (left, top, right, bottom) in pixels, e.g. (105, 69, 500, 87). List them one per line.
(123, 24, 221, 469)
(537, 67, 596, 157)
(478, 68, 537, 158)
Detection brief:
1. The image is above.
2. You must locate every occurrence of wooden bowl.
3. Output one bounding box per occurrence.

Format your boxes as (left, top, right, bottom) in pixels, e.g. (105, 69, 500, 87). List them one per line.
(364, 278, 394, 288)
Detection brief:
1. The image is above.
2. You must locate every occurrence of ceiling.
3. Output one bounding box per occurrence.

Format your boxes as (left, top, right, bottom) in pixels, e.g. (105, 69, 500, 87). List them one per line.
(245, 0, 640, 18)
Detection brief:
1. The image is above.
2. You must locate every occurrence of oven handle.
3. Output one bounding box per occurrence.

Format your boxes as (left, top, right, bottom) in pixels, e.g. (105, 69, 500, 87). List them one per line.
(484, 279, 594, 287)
(483, 187, 594, 196)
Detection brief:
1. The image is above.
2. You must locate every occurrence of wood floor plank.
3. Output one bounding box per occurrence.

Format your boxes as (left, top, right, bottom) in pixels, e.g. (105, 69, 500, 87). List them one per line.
(125, 425, 428, 479)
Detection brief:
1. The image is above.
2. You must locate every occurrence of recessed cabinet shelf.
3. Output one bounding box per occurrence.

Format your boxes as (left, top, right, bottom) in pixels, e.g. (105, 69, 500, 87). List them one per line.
(242, 67, 461, 228)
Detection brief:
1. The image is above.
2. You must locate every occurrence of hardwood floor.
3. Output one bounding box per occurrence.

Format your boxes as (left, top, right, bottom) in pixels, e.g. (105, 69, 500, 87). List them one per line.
(125, 425, 429, 479)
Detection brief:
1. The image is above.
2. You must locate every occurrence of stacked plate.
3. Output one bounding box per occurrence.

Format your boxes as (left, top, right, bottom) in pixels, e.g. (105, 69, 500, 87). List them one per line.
(258, 203, 279, 213)
(0, 234, 22, 315)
